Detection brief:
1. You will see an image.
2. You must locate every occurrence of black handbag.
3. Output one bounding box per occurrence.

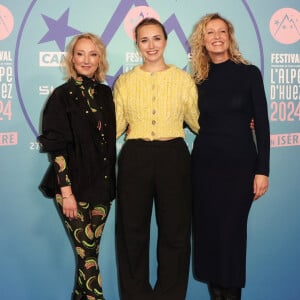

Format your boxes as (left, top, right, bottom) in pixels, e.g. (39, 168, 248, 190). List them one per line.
(39, 162, 57, 198)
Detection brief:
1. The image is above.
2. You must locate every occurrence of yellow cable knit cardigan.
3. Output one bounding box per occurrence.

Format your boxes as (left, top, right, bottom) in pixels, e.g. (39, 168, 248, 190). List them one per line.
(114, 65, 200, 140)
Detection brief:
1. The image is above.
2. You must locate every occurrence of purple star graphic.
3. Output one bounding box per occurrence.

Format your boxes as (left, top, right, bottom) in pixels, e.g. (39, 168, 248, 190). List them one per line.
(38, 8, 81, 51)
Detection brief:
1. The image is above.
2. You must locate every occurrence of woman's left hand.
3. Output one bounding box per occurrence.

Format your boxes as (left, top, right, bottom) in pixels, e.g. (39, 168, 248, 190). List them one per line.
(253, 174, 269, 200)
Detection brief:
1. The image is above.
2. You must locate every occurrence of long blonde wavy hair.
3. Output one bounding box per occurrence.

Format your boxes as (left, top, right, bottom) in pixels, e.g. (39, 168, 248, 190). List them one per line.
(63, 33, 108, 82)
(189, 13, 249, 83)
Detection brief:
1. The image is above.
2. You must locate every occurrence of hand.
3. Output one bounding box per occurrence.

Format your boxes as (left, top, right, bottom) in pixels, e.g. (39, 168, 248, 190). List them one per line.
(62, 194, 78, 219)
(253, 174, 269, 200)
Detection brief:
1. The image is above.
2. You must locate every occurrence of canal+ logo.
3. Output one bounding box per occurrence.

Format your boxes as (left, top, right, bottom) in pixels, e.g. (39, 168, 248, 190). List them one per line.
(39, 51, 65, 67)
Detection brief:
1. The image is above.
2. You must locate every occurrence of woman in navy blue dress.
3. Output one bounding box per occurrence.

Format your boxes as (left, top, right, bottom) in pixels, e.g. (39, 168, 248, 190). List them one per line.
(189, 13, 270, 300)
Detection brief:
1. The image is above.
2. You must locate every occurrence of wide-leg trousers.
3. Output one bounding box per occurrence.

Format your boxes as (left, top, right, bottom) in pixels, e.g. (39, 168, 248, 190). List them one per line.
(116, 138, 192, 300)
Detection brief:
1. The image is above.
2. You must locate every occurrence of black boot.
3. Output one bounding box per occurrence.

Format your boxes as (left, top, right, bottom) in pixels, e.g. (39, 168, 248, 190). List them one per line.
(222, 287, 241, 300)
(208, 283, 224, 300)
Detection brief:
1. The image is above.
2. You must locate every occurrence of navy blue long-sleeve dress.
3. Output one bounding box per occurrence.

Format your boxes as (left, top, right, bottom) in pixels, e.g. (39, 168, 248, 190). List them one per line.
(191, 59, 270, 288)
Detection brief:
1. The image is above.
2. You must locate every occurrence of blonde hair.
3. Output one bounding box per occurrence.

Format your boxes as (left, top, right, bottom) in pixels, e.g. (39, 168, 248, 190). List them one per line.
(64, 33, 108, 82)
(189, 13, 249, 83)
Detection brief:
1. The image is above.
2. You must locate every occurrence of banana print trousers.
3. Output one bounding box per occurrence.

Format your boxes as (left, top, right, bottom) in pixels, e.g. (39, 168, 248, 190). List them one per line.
(56, 195, 110, 300)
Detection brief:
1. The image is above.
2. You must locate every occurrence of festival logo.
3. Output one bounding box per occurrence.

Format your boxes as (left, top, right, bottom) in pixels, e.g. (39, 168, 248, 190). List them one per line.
(269, 7, 300, 44)
(0, 5, 14, 146)
(268, 7, 300, 148)
(0, 5, 14, 40)
(123, 6, 160, 40)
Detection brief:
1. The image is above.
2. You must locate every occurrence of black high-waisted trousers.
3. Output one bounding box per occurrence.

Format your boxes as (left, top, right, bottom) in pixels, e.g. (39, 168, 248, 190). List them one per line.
(116, 138, 192, 300)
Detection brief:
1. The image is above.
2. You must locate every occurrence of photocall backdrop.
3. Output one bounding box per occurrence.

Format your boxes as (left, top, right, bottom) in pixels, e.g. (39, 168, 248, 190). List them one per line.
(0, 1, 299, 299)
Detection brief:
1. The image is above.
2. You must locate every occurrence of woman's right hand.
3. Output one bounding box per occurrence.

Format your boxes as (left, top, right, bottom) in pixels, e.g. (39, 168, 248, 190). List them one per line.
(62, 194, 78, 219)
(61, 186, 78, 219)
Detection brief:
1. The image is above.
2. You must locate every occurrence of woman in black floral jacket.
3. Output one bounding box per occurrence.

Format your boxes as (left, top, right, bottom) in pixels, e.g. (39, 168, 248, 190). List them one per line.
(38, 33, 116, 300)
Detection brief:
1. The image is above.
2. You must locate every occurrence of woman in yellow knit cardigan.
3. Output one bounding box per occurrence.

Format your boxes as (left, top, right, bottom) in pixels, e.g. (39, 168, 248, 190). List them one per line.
(113, 18, 199, 300)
